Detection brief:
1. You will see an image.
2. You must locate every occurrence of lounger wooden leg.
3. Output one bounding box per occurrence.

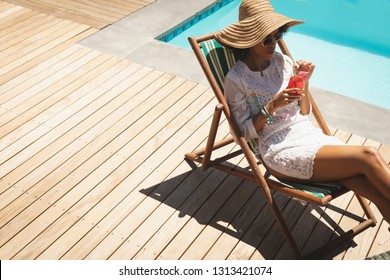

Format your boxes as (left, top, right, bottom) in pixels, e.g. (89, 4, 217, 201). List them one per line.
(202, 104, 224, 171)
(185, 104, 236, 169)
(184, 137, 235, 164)
(355, 194, 377, 224)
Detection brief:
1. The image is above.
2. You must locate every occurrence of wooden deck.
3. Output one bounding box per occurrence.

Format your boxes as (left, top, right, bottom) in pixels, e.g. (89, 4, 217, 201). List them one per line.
(4, 0, 155, 29)
(1, 1, 389, 260)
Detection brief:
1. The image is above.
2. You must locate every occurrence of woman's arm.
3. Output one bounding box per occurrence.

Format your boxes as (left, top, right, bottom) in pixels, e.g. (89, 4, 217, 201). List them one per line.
(295, 60, 315, 115)
(225, 75, 289, 138)
(225, 76, 259, 140)
(299, 81, 311, 115)
(253, 88, 304, 133)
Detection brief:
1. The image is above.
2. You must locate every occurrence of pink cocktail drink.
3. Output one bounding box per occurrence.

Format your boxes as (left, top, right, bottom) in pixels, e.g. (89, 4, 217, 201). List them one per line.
(288, 71, 309, 94)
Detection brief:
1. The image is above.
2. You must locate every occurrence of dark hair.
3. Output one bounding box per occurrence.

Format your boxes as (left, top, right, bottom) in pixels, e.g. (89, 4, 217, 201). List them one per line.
(229, 24, 289, 61)
(231, 47, 250, 61)
(279, 24, 289, 34)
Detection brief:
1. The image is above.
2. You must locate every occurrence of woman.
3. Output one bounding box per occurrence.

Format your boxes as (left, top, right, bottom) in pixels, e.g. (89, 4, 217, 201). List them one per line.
(214, 0, 390, 223)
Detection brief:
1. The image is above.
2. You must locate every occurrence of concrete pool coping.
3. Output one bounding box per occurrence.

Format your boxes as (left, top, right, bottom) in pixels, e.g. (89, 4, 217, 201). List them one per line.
(80, 0, 390, 145)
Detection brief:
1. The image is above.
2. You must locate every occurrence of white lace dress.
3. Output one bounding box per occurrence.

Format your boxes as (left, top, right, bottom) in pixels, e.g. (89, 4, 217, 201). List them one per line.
(224, 52, 344, 179)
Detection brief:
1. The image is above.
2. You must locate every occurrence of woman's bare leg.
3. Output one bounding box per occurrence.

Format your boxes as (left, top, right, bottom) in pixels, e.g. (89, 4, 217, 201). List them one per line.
(338, 175, 390, 223)
(311, 145, 390, 200)
(270, 145, 390, 223)
(310, 145, 390, 223)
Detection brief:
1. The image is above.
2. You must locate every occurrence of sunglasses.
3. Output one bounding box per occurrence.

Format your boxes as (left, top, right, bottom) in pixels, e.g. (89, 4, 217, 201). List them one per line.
(261, 32, 284, 46)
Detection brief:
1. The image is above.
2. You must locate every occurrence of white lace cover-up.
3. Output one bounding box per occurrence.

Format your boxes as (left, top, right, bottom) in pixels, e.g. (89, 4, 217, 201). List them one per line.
(224, 52, 344, 179)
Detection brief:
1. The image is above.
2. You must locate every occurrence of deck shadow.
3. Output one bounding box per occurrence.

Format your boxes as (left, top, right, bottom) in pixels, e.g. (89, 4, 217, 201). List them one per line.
(139, 163, 361, 260)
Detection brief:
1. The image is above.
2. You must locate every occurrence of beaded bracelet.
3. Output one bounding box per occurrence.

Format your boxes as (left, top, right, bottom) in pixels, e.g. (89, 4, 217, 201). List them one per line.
(261, 106, 274, 124)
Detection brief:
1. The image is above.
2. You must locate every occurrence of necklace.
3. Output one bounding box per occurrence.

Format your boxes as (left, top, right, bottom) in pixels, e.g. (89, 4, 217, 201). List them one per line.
(242, 58, 270, 77)
(259, 60, 270, 77)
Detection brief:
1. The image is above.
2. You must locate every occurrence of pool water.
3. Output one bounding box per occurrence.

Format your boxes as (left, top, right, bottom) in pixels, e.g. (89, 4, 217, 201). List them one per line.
(161, 0, 390, 110)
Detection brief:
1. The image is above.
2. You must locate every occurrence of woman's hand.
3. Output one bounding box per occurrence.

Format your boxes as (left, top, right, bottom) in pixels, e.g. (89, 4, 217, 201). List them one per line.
(295, 59, 315, 80)
(266, 59, 314, 114)
(267, 88, 304, 113)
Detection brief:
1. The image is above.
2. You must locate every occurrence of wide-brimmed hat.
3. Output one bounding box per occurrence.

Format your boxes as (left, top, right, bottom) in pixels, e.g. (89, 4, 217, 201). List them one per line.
(214, 0, 303, 49)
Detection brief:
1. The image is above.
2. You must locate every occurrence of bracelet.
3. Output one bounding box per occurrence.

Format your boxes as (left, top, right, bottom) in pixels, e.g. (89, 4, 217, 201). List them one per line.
(260, 105, 274, 124)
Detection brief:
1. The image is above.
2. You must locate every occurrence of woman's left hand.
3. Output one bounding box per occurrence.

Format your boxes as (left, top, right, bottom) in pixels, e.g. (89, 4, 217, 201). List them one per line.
(295, 60, 315, 80)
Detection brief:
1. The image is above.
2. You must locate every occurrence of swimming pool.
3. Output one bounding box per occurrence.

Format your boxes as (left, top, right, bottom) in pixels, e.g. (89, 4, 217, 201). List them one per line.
(159, 0, 390, 110)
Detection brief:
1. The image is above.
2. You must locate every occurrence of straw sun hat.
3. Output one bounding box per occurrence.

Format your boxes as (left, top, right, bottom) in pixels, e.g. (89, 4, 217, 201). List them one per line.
(214, 0, 303, 49)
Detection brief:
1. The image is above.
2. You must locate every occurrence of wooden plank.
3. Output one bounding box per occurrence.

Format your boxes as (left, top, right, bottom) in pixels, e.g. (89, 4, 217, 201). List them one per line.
(7, 78, 203, 259)
(155, 147, 243, 260)
(0, 46, 90, 120)
(37, 87, 218, 260)
(0, 26, 97, 85)
(0, 48, 95, 116)
(0, 52, 109, 130)
(0, 1, 9, 7)
(2, 54, 130, 206)
(0, 59, 137, 195)
(1, 15, 60, 51)
(0, 58, 132, 188)
(71, 0, 136, 15)
(0, 51, 118, 152)
(0, 1, 15, 12)
(106, 162, 231, 260)
(0, 44, 82, 108)
(379, 144, 390, 164)
(366, 221, 390, 258)
(4, 0, 108, 28)
(0, 3, 18, 16)
(9, 72, 176, 259)
(225, 193, 275, 260)
(0, 34, 79, 93)
(58, 81, 210, 260)
(35, 0, 123, 22)
(253, 202, 306, 259)
(201, 182, 272, 260)
(59, 82, 202, 259)
(0, 9, 39, 30)
(0, 68, 174, 241)
(3, 21, 84, 57)
(4, 0, 155, 29)
(134, 146, 247, 260)
(187, 179, 258, 260)
(0, 15, 58, 53)
(0, 4, 29, 25)
(0, 57, 123, 220)
(0, 50, 111, 167)
(82, 84, 214, 260)
(107, 0, 150, 10)
(337, 198, 383, 260)
(61, 141, 208, 259)
(3, 67, 165, 258)
(1, 63, 150, 185)
(224, 155, 280, 260)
